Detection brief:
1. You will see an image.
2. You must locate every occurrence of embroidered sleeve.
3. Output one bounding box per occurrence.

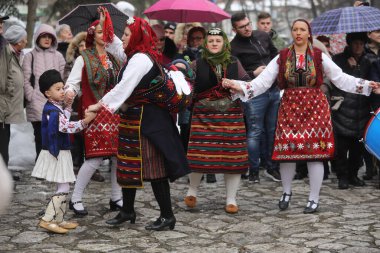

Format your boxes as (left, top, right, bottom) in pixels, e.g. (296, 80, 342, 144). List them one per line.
(322, 53, 371, 96)
(58, 112, 86, 133)
(231, 55, 279, 102)
(100, 53, 153, 112)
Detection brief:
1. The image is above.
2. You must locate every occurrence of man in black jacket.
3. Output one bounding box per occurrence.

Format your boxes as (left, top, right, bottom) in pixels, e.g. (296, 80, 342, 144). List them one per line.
(331, 32, 372, 189)
(230, 12, 280, 183)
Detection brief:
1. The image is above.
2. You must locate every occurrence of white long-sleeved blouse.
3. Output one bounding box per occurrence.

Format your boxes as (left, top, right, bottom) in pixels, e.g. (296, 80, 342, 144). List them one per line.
(233, 53, 372, 102)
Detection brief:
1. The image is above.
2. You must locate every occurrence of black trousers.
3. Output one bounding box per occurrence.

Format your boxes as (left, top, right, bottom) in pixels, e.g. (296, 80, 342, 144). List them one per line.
(335, 134, 363, 180)
(31, 121, 42, 161)
(0, 123, 10, 166)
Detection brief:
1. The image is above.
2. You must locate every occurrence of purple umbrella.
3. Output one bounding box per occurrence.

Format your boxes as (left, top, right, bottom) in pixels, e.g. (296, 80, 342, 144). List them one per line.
(144, 0, 230, 23)
(311, 6, 380, 35)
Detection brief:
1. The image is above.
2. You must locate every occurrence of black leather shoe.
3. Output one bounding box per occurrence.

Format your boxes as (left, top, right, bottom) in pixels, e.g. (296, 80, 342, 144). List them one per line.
(241, 174, 249, 180)
(145, 216, 176, 231)
(106, 211, 136, 225)
(303, 200, 319, 214)
(338, 178, 349, 189)
(278, 192, 292, 211)
(206, 174, 216, 183)
(91, 170, 105, 182)
(348, 176, 365, 187)
(69, 200, 88, 216)
(109, 199, 122, 211)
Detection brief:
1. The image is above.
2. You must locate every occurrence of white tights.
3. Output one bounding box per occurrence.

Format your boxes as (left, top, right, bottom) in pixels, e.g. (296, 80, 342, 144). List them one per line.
(71, 157, 122, 210)
(280, 162, 324, 203)
(186, 173, 241, 206)
(56, 183, 70, 194)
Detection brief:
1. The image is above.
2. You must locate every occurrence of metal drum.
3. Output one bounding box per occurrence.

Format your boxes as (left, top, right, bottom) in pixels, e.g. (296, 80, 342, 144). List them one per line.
(363, 108, 380, 160)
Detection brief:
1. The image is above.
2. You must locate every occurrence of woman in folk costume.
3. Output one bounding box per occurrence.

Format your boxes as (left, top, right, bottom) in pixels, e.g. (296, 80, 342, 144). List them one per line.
(183, 28, 250, 214)
(223, 19, 380, 213)
(32, 70, 96, 234)
(64, 14, 122, 215)
(88, 8, 190, 231)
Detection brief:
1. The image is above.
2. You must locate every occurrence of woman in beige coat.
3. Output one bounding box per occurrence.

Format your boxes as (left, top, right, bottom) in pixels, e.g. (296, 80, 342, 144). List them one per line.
(0, 25, 27, 179)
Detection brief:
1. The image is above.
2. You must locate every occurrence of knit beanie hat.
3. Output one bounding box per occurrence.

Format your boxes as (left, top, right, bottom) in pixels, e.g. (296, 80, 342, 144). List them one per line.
(3, 25, 27, 44)
(39, 69, 63, 97)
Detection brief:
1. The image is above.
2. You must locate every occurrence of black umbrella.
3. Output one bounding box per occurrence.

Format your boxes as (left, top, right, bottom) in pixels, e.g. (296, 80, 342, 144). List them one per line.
(58, 3, 128, 38)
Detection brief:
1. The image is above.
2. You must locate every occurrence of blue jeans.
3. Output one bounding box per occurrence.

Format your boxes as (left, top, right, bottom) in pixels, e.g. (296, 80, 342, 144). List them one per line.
(243, 86, 280, 174)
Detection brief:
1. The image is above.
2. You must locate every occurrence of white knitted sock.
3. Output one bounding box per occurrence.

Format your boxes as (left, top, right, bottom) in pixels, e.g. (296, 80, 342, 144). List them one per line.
(186, 173, 203, 197)
(224, 174, 240, 206)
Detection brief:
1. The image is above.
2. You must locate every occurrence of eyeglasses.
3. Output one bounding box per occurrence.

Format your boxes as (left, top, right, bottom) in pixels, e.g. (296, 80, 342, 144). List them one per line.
(190, 36, 204, 41)
(236, 22, 252, 30)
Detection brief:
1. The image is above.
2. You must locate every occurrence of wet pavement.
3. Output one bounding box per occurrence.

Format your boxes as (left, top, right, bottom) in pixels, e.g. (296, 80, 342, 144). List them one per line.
(1, 162, 380, 253)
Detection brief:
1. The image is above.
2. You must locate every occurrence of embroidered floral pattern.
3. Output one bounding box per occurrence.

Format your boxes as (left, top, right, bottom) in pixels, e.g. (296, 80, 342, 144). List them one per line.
(272, 88, 335, 161)
(245, 82, 254, 99)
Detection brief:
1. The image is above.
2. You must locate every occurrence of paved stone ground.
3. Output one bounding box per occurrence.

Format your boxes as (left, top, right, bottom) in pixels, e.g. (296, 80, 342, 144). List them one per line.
(1, 164, 380, 253)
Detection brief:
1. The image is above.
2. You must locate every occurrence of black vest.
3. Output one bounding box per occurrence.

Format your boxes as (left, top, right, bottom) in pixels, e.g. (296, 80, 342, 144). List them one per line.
(194, 57, 240, 94)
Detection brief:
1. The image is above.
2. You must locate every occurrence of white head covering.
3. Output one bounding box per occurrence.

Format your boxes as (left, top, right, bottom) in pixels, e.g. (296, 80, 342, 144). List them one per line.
(4, 25, 27, 44)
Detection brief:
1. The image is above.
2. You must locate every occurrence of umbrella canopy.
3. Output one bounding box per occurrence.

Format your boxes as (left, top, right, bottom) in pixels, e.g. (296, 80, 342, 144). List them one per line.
(144, 0, 230, 23)
(58, 3, 128, 38)
(311, 6, 380, 35)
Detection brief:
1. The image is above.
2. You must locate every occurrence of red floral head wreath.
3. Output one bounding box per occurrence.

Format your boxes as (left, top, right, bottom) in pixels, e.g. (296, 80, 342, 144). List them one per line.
(85, 20, 100, 48)
(124, 16, 161, 62)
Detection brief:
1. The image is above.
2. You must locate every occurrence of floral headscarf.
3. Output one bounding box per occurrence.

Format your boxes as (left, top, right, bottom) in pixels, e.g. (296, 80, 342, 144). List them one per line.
(124, 16, 161, 63)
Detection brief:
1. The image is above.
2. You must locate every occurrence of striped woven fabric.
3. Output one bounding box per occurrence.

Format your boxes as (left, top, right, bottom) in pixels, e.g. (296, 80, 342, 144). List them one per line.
(141, 135, 167, 180)
(187, 100, 248, 174)
(117, 107, 144, 188)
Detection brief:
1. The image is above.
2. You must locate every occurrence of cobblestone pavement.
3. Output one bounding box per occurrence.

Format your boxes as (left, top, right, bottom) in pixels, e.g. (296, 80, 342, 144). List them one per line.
(1, 164, 380, 253)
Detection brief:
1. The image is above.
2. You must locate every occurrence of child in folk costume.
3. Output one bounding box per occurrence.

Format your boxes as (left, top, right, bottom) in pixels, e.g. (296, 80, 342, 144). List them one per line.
(32, 69, 96, 234)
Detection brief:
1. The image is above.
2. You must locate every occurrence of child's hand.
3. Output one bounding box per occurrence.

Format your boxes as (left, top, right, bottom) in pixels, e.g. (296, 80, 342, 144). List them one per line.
(83, 109, 97, 125)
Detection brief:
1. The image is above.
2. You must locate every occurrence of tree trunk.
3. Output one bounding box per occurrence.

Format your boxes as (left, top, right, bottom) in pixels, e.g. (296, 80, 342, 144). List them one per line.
(26, 0, 37, 48)
(224, 0, 234, 12)
(284, 0, 292, 32)
(310, 0, 318, 18)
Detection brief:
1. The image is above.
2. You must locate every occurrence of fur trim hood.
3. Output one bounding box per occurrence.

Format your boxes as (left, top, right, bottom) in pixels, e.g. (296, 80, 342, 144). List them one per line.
(66, 32, 87, 64)
(174, 22, 202, 46)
